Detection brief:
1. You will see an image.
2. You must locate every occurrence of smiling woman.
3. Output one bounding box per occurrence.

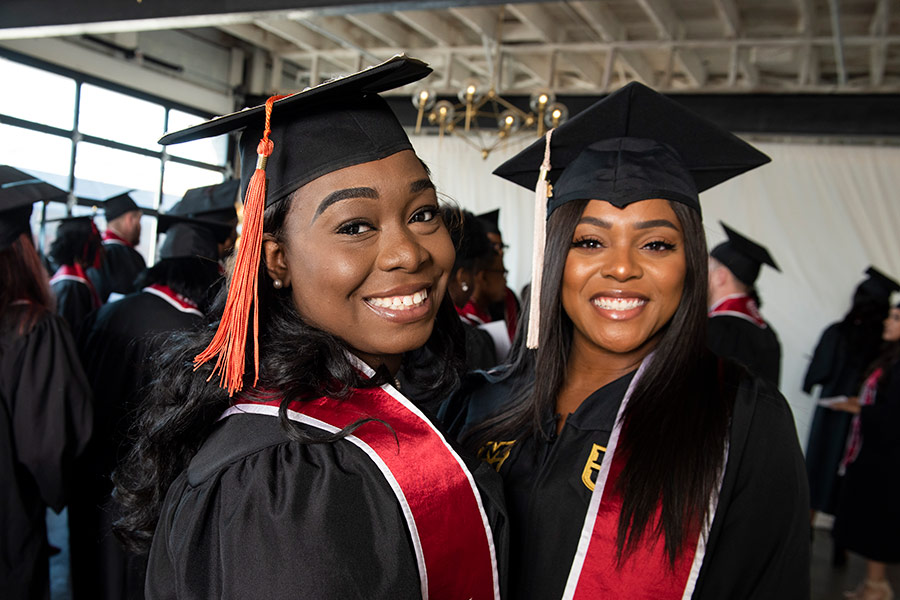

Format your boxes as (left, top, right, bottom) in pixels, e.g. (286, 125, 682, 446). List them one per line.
(113, 57, 504, 600)
(441, 82, 810, 600)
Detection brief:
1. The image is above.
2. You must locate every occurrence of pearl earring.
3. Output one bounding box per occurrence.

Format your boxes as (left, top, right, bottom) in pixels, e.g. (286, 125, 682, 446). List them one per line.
(461, 282, 470, 292)
(273, 279, 283, 289)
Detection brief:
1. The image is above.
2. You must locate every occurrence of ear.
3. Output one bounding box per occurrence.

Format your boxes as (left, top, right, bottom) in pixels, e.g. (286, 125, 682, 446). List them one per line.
(262, 234, 291, 287)
(454, 267, 472, 290)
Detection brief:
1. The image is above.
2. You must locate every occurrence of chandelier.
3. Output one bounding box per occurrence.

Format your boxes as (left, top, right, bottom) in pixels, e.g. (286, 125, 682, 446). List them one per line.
(411, 79, 569, 159)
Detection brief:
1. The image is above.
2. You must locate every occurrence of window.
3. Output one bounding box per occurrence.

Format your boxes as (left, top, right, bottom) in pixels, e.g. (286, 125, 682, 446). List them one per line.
(0, 51, 230, 264)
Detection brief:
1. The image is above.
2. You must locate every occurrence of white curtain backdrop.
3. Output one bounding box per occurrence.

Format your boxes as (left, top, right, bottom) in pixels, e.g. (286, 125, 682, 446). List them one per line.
(411, 134, 900, 451)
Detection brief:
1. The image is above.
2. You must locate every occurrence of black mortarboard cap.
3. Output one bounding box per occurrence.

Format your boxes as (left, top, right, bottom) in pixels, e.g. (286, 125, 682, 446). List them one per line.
(157, 213, 232, 261)
(476, 209, 501, 235)
(0, 166, 68, 250)
(169, 180, 240, 223)
(104, 192, 141, 221)
(710, 222, 780, 286)
(158, 55, 432, 207)
(857, 266, 900, 303)
(493, 81, 771, 216)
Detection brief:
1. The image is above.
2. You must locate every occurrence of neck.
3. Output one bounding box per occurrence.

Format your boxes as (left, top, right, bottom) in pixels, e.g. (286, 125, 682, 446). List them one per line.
(555, 332, 651, 425)
(352, 350, 402, 378)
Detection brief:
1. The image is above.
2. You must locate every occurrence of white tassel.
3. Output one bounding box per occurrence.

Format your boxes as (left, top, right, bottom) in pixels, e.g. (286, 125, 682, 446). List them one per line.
(526, 129, 554, 349)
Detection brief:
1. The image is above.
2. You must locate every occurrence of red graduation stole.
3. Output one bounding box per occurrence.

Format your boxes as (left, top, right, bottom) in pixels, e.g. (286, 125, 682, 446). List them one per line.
(708, 293, 766, 328)
(143, 284, 202, 316)
(223, 371, 500, 600)
(102, 229, 133, 247)
(50, 263, 101, 309)
(562, 358, 722, 599)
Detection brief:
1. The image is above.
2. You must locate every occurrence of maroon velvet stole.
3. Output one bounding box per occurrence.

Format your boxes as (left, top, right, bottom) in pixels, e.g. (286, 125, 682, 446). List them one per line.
(562, 357, 723, 600)
(222, 374, 500, 600)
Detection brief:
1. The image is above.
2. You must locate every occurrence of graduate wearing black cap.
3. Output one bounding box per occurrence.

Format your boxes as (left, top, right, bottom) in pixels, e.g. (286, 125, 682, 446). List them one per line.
(48, 216, 105, 334)
(707, 222, 782, 385)
(168, 179, 240, 257)
(70, 213, 230, 600)
(113, 56, 505, 600)
(441, 82, 808, 599)
(86, 192, 146, 303)
(472, 208, 521, 346)
(804, 267, 898, 538)
(0, 166, 93, 600)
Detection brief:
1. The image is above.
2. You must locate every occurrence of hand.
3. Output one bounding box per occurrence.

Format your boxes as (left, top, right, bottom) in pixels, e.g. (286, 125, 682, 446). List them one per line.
(830, 396, 861, 414)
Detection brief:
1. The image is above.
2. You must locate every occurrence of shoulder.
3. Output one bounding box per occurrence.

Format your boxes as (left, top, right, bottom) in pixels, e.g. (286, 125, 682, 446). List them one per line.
(438, 365, 527, 438)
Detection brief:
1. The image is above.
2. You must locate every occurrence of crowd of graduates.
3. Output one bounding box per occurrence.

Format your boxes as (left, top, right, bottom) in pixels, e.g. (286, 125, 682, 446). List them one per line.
(1, 55, 898, 600)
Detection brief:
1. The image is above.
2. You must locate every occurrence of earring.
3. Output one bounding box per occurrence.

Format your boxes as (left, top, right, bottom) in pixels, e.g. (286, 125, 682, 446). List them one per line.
(273, 279, 283, 289)
(461, 282, 470, 292)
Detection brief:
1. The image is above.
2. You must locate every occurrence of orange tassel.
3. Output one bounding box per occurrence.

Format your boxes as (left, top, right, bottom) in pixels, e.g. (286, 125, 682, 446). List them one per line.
(194, 94, 288, 395)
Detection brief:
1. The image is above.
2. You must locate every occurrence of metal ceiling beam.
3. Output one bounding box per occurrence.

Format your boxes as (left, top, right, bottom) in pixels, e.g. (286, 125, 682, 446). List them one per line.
(635, 0, 707, 86)
(254, 18, 331, 53)
(344, 13, 410, 48)
(869, 0, 889, 87)
(449, 6, 502, 42)
(713, 0, 740, 38)
(569, 1, 656, 85)
(826, 0, 847, 87)
(392, 11, 461, 47)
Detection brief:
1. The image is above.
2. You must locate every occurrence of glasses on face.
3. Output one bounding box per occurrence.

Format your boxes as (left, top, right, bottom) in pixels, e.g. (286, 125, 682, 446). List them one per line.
(492, 242, 509, 253)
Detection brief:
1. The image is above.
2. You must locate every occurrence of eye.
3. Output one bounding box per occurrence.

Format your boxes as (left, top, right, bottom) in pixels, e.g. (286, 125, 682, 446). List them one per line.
(572, 236, 605, 249)
(642, 240, 677, 252)
(410, 205, 439, 224)
(336, 220, 374, 236)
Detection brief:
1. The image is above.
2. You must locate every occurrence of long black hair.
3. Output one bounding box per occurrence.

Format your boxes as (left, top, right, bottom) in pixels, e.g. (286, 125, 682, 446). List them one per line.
(467, 199, 731, 563)
(114, 191, 465, 554)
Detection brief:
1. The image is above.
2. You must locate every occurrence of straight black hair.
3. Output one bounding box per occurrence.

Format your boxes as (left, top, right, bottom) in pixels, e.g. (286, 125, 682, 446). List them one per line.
(467, 199, 731, 564)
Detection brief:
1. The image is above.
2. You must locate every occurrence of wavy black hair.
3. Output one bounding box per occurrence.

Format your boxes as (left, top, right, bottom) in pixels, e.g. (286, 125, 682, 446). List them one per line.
(466, 199, 731, 564)
(48, 219, 102, 267)
(114, 190, 465, 554)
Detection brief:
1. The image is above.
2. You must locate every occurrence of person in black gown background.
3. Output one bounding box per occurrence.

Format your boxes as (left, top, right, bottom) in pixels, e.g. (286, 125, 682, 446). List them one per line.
(167, 179, 240, 259)
(443, 206, 498, 371)
(70, 214, 230, 600)
(48, 216, 104, 334)
(441, 82, 809, 599)
(113, 57, 505, 599)
(707, 222, 782, 386)
(804, 266, 896, 562)
(830, 304, 900, 600)
(87, 192, 146, 303)
(0, 166, 93, 600)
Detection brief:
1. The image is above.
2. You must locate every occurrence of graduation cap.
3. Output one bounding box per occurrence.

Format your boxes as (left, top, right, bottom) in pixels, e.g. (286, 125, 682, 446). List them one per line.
(169, 180, 240, 223)
(492, 82, 771, 348)
(857, 266, 900, 304)
(157, 213, 233, 262)
(710, 222, 780, 287)
(103, 192, 141, 221)
(0, 166, 69, 251)
(476, 209, 501, 235)
(156, 54, 432, 394)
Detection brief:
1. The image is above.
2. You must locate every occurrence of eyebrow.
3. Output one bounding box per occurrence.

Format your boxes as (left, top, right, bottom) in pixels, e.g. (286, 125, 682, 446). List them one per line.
(577, 216, 680, 231)
(313, 187, 378, 220)
(312, 179, 436, 221)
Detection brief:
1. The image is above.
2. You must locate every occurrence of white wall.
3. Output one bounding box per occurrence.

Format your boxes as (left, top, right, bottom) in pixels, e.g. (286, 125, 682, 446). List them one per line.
(412, 134, 900, 450)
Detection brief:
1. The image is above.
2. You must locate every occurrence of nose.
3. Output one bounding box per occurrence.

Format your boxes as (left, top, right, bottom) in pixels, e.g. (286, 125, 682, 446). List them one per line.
(377, 224, 430, 272)
(600, 245, 641, 281)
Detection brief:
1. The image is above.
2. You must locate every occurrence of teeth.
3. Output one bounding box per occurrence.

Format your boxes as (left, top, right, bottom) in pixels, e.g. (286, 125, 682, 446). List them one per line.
(592, 297, 646, 311)
(367, 288, 428, 310)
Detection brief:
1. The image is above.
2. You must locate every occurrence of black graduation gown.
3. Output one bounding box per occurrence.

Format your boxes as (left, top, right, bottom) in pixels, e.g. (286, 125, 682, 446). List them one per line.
(0, 308, 93, 600)
(803, 321, 879, 514)
(708, 314, 782, 386)
(833, 360, 900, 563)
(88, 243, 146, 303)
(146, 406, 508, 599)
(441, 359, 809, 600)
(71, 291, 205, 600)
(52, 278, 97, 336)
